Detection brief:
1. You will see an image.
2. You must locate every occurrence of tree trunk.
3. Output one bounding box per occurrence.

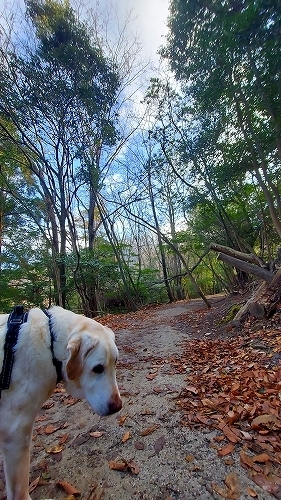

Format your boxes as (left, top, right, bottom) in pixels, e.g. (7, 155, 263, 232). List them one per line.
(209, 243, 265, 266)
(147, 167, 176, 303)
(216, 253, 274, 283)
(211, 242, 281, 324)
(248, 268, 281, 318)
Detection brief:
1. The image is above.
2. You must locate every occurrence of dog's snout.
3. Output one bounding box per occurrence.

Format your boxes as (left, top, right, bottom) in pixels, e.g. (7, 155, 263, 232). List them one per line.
(108, 393, 122, 415)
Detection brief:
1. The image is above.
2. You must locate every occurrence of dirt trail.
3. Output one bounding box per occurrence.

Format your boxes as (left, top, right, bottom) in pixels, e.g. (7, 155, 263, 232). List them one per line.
(0, 296, 273, 499)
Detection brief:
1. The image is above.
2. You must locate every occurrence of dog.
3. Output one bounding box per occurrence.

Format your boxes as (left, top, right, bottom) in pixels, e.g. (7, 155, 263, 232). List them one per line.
(0, 306, 122, 500)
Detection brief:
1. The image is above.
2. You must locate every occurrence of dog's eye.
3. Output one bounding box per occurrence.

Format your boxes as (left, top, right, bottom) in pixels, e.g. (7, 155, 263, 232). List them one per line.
(92, 364, 104, 374)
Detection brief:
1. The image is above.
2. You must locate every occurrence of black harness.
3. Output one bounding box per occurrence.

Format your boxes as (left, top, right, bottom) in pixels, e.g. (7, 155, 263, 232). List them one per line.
(43, 309, 63, 384)
(0, 306, 28, 398)
(0, 306, 62, 398)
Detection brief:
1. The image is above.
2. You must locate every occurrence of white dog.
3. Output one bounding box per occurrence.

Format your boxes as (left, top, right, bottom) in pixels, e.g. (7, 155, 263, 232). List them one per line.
(0, 306, 122, 500)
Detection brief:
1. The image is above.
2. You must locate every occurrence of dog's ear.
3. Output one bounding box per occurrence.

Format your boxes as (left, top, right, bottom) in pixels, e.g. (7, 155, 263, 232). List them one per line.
(66, 336, 82, 380)
(66, 335, 98, 380)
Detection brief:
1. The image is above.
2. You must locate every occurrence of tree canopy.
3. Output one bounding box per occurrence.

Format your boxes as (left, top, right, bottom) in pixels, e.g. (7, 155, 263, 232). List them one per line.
(1, 0, 281, 319)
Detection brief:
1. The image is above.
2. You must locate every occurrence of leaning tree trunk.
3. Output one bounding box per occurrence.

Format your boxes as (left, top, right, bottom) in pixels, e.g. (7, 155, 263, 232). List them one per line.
(210, 242, 281, 324)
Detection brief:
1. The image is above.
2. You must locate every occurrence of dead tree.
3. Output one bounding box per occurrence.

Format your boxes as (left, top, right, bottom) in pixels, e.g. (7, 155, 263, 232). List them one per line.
(210, 243, 281, 324)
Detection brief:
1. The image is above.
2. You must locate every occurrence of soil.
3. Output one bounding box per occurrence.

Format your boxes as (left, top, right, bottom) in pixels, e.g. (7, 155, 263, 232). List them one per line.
(0, 294, 279, 500)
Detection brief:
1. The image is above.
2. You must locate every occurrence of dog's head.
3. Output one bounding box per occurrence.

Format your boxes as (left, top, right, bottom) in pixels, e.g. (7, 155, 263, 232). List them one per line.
(64, 320, 122, 416)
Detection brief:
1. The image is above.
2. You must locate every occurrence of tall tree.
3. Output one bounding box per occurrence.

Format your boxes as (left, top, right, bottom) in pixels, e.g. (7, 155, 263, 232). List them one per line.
(164, 0, 281, 239)
(0, 0, 120, 312)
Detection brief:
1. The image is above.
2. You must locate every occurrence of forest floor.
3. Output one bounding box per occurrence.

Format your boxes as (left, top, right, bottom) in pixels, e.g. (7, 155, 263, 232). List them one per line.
(1, 293, 281, 500)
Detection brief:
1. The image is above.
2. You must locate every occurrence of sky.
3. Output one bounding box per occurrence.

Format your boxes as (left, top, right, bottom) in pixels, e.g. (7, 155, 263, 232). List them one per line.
(117, 0, 170, 62)
(102, 0, 170, 65)
(3, 0, 170, 66)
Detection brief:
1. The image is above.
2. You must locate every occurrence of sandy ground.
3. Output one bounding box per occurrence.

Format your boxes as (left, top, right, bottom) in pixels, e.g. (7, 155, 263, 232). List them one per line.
(0, 296, 275, 499)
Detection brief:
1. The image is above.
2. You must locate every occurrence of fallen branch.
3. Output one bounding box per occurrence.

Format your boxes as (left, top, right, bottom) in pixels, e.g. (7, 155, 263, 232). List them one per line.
(217, 253, 274, 283)
(210, 243, 265, 266)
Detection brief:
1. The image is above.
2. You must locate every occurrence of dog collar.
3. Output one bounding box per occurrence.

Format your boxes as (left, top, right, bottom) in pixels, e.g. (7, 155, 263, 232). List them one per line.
(0, 305, 29, 398)
(43, 309, 63, 384)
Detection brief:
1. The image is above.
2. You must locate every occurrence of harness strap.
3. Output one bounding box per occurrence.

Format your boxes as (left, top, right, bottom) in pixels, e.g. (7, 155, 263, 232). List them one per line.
(43, 309, 63, 384)
(0, 305, 28, 398)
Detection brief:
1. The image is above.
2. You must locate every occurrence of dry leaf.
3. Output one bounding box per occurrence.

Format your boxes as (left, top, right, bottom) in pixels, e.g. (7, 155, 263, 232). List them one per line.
(108, 459, 140, 475)
(220, 425, 240, 443)
(153, 387, 164, 394)
(140, 424, 159, 436)
(185, 385, 199, 394)
(251, 414, 278, 430)
(134, 441, 144, 450)
(122, 431, 131, 443)
(29, 476, 40, 493)
(218, 443, 235, 457)
(47, 445, 63, 454)
(240, 450, 262, 472)
(90, 431, 104, 438)
(57, 480, 81, 496)
(252, 453, 270, 463)
(211, 482, 229, 498)
(58, 433, 69, 444)
(71, 434, 90, 446)
(225, 472, 240, 497)
(246, 487, 258, 498)
(63, 397, 79, 406)
(42, 401, 54, 410)
(86, 483, 104, 500)
(109, 460, 127, 471)
(252, 474, 280, 495)
(154, 436, 165, 455)
(35, 415, 47, 422)
(127, 460, 140, 475)
(118, 415, 127, 426)
(45, 424, 60, 434)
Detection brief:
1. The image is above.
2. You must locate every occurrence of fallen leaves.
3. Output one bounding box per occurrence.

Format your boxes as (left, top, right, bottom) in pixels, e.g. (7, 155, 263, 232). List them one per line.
(134, 441, 145, 450)
(140, 424, 160, 436)
(89, 431, 104, 438)
(218, 443, 235, 457)
(246, 486, 258, 497)
(219, 424, 241, 444)
(212, 472, 240, 499)
(252, 474, 281, 496)
(252, 414, 280, 431)
(184, 385, 199, 394)
(45, 424, 61, 435)
(57, 479, 81, 496)
(109, 459, 140, 475)
(47, 444, 64, 454)
(28, 476, 40, 493)
(118, 415, 127, 426)
(171, 328, 281, 495)
(122, 431, 131, 443)
(154, 435, 165, 455)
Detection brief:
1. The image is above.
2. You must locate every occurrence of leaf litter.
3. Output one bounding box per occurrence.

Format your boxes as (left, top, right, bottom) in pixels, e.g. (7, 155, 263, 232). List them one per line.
(168, 318, 281, 498)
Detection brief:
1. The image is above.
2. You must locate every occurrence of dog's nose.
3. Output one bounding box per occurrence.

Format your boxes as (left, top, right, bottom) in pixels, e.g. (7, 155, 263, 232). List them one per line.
(108, 394, 122, 414)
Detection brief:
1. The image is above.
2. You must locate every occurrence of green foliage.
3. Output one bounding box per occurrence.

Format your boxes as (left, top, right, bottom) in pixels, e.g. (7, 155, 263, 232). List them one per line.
(164, 0, 281, 242)
(0, 232, 52, 312)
